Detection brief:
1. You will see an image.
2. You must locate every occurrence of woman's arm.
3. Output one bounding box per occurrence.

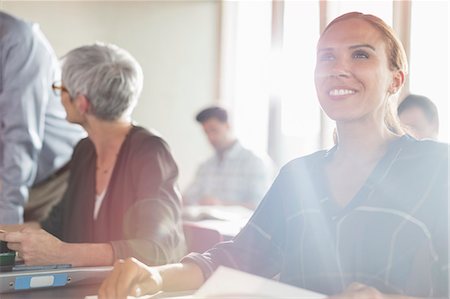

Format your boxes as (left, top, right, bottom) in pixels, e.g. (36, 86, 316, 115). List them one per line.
(108, 198, 185, 266)
(0, 228, 114, 266)
(111, 135, 185, 265)
(98, 258, 204, 299)
(58, 242, 114, 267)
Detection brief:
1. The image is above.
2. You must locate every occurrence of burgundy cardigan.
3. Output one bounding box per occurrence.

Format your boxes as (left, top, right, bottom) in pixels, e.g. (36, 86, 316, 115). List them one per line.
(42, 126, 186, 265)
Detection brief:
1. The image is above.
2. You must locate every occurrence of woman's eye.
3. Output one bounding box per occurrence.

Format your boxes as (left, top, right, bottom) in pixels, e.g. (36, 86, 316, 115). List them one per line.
(319, 53, 335, 61)
(353, 51, 369, 59)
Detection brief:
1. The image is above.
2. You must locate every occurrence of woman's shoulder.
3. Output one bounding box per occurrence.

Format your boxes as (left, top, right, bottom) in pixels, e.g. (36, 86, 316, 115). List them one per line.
(280, 150, 329, 174)
(127, 125, 171, 153)
(73, 136, 94, 153)
(70, 138, 95, 170)
(399, 136, 448, 162)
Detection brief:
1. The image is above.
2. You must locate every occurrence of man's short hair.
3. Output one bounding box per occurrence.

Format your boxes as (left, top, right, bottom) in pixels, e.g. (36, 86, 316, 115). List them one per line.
(195, 106, 228, 123)
(398, 94, 439, 126)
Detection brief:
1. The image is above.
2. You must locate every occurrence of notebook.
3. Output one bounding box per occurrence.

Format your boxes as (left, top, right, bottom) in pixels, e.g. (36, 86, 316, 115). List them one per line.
(0, 264, 112, 293)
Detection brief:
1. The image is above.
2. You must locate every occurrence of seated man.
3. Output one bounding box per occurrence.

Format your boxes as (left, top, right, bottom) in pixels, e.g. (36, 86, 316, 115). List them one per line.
(0, 43, 186, 267)
(184, 106, 274, 210)
(397, 94, 439, 140)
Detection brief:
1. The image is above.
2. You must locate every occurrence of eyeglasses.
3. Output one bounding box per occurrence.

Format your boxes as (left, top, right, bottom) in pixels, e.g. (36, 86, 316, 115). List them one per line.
(51, 81, 69, 96)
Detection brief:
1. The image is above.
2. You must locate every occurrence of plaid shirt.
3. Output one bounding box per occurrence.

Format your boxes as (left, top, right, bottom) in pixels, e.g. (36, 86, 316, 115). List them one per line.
(184, 141, 274, 205)
(183, 136, 449, 297)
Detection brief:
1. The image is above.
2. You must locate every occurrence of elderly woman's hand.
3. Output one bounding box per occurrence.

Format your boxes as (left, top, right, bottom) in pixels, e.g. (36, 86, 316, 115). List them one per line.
(0, 227, 65, 265)
(98, 258, 163, 299)
(0, 221, 39, 233)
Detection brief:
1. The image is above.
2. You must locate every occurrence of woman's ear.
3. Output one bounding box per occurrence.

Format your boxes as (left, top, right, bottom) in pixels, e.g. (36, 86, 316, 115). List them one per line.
(74, 95, 90, 114)
(389, 70, 405, 94)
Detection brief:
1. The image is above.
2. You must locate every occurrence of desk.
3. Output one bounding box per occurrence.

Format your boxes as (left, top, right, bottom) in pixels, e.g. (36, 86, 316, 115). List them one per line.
(1, 283, 99, 299)
(2, 207, 252, 299)
(2, 285, 195, 299)
(182, 205, 252, 240)
(185, 219, 248, 240)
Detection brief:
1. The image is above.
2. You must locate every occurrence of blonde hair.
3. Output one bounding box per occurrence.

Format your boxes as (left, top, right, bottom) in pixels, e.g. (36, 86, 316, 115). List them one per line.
(323, 12, 408, 135)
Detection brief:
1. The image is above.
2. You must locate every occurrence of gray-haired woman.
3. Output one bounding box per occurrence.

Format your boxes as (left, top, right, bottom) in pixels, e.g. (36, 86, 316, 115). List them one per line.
(0, 43, 186, 267)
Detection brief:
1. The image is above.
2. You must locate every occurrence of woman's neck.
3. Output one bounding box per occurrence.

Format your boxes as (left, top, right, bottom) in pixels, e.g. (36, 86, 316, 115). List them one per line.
(334, 120, 399, 165)
(84, 118, 133, 159)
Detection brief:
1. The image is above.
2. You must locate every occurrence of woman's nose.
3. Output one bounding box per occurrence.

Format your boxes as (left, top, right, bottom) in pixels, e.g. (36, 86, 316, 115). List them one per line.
(315, 59, 351, 79)
(328, 60, 351, 78)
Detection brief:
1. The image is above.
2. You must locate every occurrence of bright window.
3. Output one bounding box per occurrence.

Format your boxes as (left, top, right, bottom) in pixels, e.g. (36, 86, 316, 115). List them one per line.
(277, 1, 322, 163)
(326, 1, 393, 26)
(409, 1, 449, 141)
(281, 1, 320, 139)
(225, 1, 272, 154)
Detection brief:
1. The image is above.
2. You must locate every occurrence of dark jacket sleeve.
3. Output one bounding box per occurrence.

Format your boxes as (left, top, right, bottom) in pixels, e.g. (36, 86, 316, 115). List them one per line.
(110, 136, 186, 265)
(39, 140, 85, 238)
(39, 193, 64, 237)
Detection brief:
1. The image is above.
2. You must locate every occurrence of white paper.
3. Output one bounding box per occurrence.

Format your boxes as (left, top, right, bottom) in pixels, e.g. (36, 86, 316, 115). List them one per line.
(194, 266, 326, 298)
(85, 266, 325, 299)
(85, 290, 194, 299)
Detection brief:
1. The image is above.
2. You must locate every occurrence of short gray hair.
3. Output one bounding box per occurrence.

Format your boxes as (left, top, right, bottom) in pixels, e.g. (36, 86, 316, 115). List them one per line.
(61, 42, 143, 121)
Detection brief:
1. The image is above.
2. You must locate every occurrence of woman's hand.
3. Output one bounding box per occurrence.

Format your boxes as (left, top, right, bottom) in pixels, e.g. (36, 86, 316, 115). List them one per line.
(328, 282, 409, 299)
(0, 221, 40, 233)
(0, 227, 65, 265)
(328, 282, 385, 299)
(98, 258, 163, 299)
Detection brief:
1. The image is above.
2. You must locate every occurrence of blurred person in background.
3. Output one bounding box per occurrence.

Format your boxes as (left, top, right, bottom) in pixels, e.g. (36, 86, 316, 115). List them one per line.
(398, 94, 439, 140)
(184, 106, 275, 210)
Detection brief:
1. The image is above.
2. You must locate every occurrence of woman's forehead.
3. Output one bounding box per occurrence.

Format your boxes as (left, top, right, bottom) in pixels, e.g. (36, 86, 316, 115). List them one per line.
(318, 18, 383, 48)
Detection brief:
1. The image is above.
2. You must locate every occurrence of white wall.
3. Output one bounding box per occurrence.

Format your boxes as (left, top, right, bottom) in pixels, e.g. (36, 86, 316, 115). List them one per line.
(1, 1, 220, 189)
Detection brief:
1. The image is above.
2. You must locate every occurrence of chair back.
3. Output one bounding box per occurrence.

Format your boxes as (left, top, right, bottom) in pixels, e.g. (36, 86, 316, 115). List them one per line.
(183, 222, 223, 253)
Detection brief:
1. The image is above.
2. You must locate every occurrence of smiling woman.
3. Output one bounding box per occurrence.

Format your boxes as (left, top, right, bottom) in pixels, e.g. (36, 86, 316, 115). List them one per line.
(97, 12, 448, 299)
(314, 13, 407, 138)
